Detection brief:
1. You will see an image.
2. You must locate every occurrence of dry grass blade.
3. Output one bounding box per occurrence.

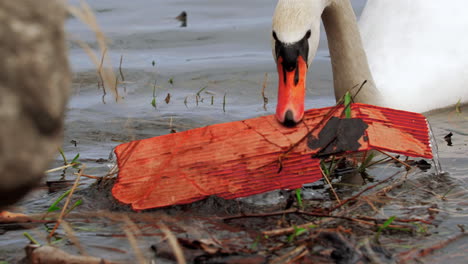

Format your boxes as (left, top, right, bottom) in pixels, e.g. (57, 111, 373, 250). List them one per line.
(67, 1, 119, 102)
(376, 149, 412, 170)
(159, 221, 187, 264)
(62, 220, 87, 256)
(45, 163, 80, 174)
(399, 233, 467, 261)
(319, 166, 341, 203)
(328, 171, 400, 213)
(262, 222, 317, 237)
(122, 216, 146, 264)
(261, 72, 269, 111)
(47, 165, 85, 239)
(119, 54, 125, 82)
(270, 244, 308, 264)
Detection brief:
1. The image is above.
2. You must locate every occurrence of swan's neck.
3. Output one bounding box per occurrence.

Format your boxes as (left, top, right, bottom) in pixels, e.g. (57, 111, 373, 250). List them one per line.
(322, 0, 383, 104)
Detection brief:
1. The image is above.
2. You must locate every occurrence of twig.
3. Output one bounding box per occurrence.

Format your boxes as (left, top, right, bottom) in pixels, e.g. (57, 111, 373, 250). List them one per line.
(47, 165, 85, 240)
(223, 208, 410, 230)
(159, 222, 187, 264)
(114, 75, 119, 102)
(98, 48, 108, 103)
(376, 149, 412, 170)
(399, 233, 467, 261)
(319, 166, 341, 203)
(45, 163, 80, 174)
(263, 224, 350, 237)
(223, 92, 227, 112)
(62, 221, 87, 256)
(119, 55, 127, 94)
(270, 244, 308, 264)
(358, 216, 433, 225)
(261, 73, 268, 111)
(328, 171, 400, 213)
(122, 216, 146, 264)
(78, 173, 104, 180)
(68, 2, 119, 102)
(119, 54, 125, 81)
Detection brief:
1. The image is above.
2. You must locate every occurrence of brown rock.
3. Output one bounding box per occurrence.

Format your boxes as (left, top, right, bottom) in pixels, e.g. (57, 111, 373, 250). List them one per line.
(0, 0, 70, 207)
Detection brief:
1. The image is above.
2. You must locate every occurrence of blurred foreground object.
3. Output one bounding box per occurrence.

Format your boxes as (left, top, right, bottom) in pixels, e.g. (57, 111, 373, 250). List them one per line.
(0, 0, 70, 207)
(113, 104, 432, 210)
(26, 245, 116, 264)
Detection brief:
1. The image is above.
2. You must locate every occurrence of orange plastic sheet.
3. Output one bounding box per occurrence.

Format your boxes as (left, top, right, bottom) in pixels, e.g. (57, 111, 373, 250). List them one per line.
(112, 103, 432, 210)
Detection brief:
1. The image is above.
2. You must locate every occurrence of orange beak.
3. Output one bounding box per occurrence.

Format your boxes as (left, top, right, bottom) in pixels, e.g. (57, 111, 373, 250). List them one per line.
(275, 56, 307, 126)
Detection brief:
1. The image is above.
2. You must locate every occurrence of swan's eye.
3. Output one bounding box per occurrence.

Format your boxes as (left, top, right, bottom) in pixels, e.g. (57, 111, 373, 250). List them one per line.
(305, 30, 311, 40)
(272, 31, 278, 41)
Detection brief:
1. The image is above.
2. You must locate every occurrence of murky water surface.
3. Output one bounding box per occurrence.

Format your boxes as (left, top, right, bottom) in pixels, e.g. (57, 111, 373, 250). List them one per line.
(1, 0, 467, 263)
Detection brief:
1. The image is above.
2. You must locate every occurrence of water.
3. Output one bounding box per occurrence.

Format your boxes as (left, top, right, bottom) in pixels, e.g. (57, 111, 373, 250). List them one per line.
(429, 122, 444, 175)
(1, 0, 467, 263)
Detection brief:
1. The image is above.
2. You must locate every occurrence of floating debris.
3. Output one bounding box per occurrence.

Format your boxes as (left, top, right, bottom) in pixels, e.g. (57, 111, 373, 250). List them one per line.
(164, 93, 171, 104)
(444, 132, 453, 146)
(112, 103, 432, 210)
(176, 11, 187, 27)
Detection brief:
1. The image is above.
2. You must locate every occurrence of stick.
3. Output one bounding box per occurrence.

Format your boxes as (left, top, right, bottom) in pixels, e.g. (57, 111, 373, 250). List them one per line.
(328, 171, 400, 213)
(47, 165, 84, 239)
(98, 48, 107, 104)
(376, 150, 412, 170)
(319, 166, 341, 203)
(261, 73, 268, 111)
(270, 244, 308, 264)
(159, 222, 187, 264)
(45, 163, 80, 174)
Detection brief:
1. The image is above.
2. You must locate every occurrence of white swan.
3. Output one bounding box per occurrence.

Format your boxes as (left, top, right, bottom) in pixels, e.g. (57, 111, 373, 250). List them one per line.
(272, 0, 468, 126)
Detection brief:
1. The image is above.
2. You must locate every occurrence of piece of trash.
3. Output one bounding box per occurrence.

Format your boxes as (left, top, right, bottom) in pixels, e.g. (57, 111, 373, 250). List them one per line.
(165, 93, 171, 104)
(112, 103, 433, 210)
(444, 132, 453, 146)
(70, 139, 78, 147)
(413, 159, 432, 171)
(307, 117, 368, 157)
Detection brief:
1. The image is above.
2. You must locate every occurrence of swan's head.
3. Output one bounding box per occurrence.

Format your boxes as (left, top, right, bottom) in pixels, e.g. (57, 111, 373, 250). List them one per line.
(272, 0, 322, 126)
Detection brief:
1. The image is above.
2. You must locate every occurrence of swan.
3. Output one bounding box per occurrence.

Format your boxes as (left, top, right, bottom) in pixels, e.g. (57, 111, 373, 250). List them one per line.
(272, 0, 468, 126)
(0, 0, 69, 207)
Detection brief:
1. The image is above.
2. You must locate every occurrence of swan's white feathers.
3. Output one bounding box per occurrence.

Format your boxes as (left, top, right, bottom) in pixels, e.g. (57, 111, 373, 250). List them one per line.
(272, 0, 468, 112)
(359, 0, 468, 112)
(272, 0, 327, 65)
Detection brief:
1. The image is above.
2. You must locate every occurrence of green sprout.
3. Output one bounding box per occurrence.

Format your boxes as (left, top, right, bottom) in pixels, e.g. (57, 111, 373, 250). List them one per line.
(295, 188, 303, 209)
(24, 232, 41, 245)
(375, 216, 396, 241)
(58, 147, 68, 165)
(47, 189, 82, 214)
(287, 225, 309, 242)
(344, 91, 352, 118)
(151, 81, 157, 108)
(358, 152, 375, 173)
(455, 98, 462, 114)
